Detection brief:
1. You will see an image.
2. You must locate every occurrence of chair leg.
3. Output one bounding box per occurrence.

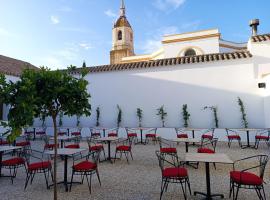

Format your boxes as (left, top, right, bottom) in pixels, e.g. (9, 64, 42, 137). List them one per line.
(180, 182, 187, 200)
(261, 185, 266, 200)
(228, 140, 231, 148)
(96, 169, 101, 186)
(24, 172, 31, 190)
(69, 171, 74, 192)
(187, 178, 192, 195)
(124, 152, 129, 164)
(235, 185, 240, 200)
(85, 174, 92, 194)
(160, 179, 166, 200)
(129, 151, 133, 160)
(44, 170, 49, 189)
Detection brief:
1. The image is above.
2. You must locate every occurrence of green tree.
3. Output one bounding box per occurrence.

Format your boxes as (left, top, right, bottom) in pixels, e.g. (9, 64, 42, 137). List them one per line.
(237, 97, 248, 128)
(117, 105, 122, 127)
(136, 108, 143, 127)
(0, 67, 91, 200)
(82, 61, 86, 68)
(96, 107, 100, 127)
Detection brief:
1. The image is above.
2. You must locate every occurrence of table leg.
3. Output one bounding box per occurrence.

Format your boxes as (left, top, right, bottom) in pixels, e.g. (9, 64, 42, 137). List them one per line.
(33, 128, 36, 141)
(192, 130, 195, 146)
(108, 141, 111, 161)
(242, 130, 255, 149)
(67, 128, 70, 137)
(61, 140, 64, 148)
(141, 129, 143, 143)
(194, 162, 224, 199)
(185, 142, 189, 153)
(103, 129, 106, 137)
(64, 155, 68, 192)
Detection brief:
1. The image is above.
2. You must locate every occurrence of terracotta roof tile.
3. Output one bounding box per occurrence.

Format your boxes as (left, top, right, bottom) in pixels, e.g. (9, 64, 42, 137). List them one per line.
(251, 33, 270, 42)
(70, 50, 252, 75)
(0, 55, 37, 77)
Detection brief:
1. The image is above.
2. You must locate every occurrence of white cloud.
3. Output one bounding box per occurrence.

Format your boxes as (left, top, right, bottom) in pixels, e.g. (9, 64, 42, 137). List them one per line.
(50, 15, 60, 24)
(140, 39, 162, 54)
(79, 43, 93, 50)
(104, 9, 117, 18)
(154, 0, 186, 11)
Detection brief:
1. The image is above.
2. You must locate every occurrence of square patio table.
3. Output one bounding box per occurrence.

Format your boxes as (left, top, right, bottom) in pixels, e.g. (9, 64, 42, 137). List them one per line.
(0, 146, 22, 177)
(95, 137, 120, 163)
(172, 138, 200, 153)
(185, 153, 233, 199)
(45, 148, 87, 192)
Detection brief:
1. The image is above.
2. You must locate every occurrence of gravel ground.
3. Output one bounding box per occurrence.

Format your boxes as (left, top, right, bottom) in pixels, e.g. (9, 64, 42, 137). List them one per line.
(0, 139, 269, 200)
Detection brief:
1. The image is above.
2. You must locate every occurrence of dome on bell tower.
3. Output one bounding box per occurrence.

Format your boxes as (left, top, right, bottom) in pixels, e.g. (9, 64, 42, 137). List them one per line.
(114, 16, 131, 28)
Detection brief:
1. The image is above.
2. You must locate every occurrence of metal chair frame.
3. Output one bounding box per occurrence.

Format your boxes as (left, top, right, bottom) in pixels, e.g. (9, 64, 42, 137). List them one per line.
(226, 129, 242, 148)
(114, 138, 133, 164)
(254, 130, 270, 149)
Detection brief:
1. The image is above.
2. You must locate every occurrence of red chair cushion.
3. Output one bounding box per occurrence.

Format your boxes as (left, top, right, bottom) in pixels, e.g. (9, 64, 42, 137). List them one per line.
(230, 171, 263, 185)
(92, 133, 101, 137)
(108, 133, 117, 137)
(202, 134, 213, 139)
(58, 132, 66, 136)
(73, 161, 97, 171)
(162, 167, 188, 178)
(36, 131, 46, 135)
(71, 132, 81, 136)
(255, 135, 269, 140)
(116, 145, 131, 151)
(28, 161, 51, 171)
(228, 135, 241, 139)
(197, 148, 215, 154)
(44, 144, 58, 149)
(160, 147, 177, 153)
(65, 144, 80, 149)
(177, 134, 188, 138)
(0, 141, 9, 145)
(146, 133, 156, 137)
(16, 141, 30, 147)
(89, 145, 103, 151)
(128, 133, 137, 137)
(2, 157, 25, 166)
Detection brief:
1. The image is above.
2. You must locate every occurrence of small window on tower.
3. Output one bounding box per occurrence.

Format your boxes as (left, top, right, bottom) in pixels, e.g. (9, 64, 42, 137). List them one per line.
(118, 31, 122, 40)
(130, 33, 133, 42)
(184, 48, 196, 56)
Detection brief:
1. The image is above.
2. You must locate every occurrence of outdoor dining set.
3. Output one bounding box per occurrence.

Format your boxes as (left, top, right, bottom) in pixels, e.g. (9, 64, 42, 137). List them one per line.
(0, 126, 269, 200)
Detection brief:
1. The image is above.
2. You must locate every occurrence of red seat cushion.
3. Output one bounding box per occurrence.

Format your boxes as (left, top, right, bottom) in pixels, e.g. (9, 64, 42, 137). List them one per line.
(128, 133, 137, 137)
(73, 161, 97, 171)
(58, 132, 66, 136)
(116, 145, 131, 151)
(202, 134, 213, 139)
(230, 171, 263, 185)
(160, 147, 177, 153)
(71, 132, 81, 136)
(44, 144, 58, 149)
(108, 133, 117, 137)
(36, 131, 46, 135)
(28, 161, 51, 171)
(198, 148, 215, 154)
(177, 134, 188, 138)
(2, 157, 25, 166)
(162, 167, 188, 178)
(146, 133, 156, 137)
(92, 133, 101, 137)
(0, 141, 9, 145)
(228, 135, 241, 139)
(16, 141, 30, 147)
(89, 144, 103, 151)
(65, 144, 80, 149)
(255, 135, 269, 140)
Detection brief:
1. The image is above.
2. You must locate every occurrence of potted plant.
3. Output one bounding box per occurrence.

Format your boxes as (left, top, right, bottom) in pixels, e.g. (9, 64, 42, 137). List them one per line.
(203, 106, 219, 128)
(156, 105, 167, 127)
(182, 104, 190, 128)
(96, 107, 100, 127)
(117, 105, 122, 127)
(237, 97, 248, 128)
(136, 108, 143, 127)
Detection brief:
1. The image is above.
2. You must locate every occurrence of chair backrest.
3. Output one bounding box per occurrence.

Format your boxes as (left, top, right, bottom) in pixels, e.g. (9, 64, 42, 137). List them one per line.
(256, 129, 270, 137)
(42, 135, 51, 145)
(117, 138, 132, 147)
(90, 128, 102, 138)
(200, 138, 218, 152)
(158, 137, 177, 149)
(225, 129, 239, 136)
(175, 128, 189, 138)
(258, 155, 269, 179)
(58, 128, 68, 136)
(88, 149, 101, 165)
(107, 128, 119, 137)
(201, 128, 215, 135)
(144, 128, 157, 135)
(155, 150, 179, 172)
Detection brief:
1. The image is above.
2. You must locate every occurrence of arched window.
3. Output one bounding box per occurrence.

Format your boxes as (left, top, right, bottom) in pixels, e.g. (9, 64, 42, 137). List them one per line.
(118, 30, 122, 40)
(184, 48, 196, 56)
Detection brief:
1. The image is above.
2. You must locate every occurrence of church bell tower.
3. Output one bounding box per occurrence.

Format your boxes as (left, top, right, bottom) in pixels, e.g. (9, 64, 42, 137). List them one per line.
(110, 0, 134, 64)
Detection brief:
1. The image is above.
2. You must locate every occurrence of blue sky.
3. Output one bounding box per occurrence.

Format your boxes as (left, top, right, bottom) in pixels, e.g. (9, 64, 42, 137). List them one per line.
(0, 0, 269, 69)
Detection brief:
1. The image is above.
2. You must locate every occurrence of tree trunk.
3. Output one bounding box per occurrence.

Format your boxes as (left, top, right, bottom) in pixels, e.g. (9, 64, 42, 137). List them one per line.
(52, 116, 58, 200)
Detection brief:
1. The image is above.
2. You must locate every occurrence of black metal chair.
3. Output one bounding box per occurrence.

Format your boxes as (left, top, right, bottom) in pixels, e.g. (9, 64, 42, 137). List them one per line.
(145, 128, 158, 144)
(106, 128, 119, 137)
(114, 138, 133, 164)
(175, 128, 189, 138)
(229, 155, 268, 200)
(197, 138, 218, 169)
(90, 128, 102, 138)
(254, 129, 270, 149)
(156, 151, 191, 200)
(23, 149, 53, 190)
(201, 128, 215, 143)
(87, 137, 106, 160)
(226, 129, 242, 148)
(158, 137, 177, 158)
(70, 150, 101, 194)
(125, 128, 138, 144)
